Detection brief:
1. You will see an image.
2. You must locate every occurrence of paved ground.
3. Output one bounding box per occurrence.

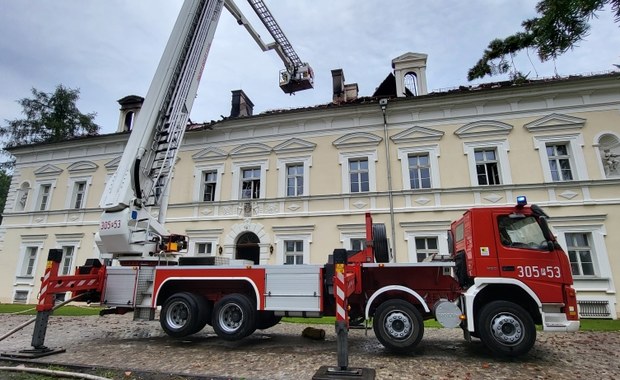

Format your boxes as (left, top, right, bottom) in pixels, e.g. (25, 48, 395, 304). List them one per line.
(1, 314, 619, 379)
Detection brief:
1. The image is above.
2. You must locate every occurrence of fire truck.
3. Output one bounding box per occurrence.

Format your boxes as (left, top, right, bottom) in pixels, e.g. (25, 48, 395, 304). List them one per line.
(21, 0, 578, 360)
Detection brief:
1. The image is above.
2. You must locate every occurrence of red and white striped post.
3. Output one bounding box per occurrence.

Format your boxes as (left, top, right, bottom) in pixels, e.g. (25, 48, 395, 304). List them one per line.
(333, 248, 349, 370)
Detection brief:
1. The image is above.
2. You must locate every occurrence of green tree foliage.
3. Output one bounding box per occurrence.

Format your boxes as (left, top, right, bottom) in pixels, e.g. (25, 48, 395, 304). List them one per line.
(0, 169, 11, 222)
(468, 0, 620, 81)
(1, 84, 99, 148)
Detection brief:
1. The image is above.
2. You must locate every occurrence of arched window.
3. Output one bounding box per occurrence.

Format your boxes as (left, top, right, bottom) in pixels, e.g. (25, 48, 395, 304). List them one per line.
(598, 133, 620, 178)
(124, 111, 135, 132)
(403, 72, 419, 96)
(236, 232, 260, 264)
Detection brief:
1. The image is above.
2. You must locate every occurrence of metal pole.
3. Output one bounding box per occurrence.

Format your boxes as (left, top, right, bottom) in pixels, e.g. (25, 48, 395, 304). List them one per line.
(333, 249, 349, 370)
(380, 99, 397, 260)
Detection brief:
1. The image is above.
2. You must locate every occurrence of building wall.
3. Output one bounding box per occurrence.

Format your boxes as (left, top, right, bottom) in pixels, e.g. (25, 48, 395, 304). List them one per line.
(1, 73, 619, 318)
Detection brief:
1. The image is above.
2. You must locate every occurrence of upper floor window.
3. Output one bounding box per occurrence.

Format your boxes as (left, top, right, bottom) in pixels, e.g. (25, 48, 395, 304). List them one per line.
(475, 149, 501, 185)
(566, 232, 595, 276)
(241, 167, 261, 199)
(546, 143, 573, 181)
(202, 171, 217, 202)
(349, 158, 369, 193)
(286, 164, 304, 197)
(284, 240, 304, 265)
(71, 181, 87, 209)
(533, 134, 587, 182)
(37, 184, 52, 211)
(408, 153, 431, 189)
(463, 140, 512, 187)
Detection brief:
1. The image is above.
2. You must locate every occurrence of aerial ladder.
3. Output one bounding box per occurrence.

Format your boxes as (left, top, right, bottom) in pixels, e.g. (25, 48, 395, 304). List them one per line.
(97, 0, 313, 264)
(9, 0, 312, 358)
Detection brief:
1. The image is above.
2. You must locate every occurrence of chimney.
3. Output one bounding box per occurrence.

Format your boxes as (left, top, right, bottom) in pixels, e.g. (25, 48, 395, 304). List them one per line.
(116, 95, 144, 132)
(344, 83, 358, 101)
(331, 69, 345, 103)
(230, 90, 254, 118)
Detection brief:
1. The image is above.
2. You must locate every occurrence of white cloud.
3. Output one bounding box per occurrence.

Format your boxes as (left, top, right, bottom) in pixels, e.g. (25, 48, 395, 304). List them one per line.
(0, 0, 618, 134)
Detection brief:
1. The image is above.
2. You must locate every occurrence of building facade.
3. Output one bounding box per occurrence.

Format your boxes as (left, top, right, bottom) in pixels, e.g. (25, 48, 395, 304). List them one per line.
(1, 53, 619, 318)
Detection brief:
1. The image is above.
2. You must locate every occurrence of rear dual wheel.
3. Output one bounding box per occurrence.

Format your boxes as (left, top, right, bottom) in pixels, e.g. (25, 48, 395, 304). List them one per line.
(160, 292, 210, 338)
(212, 293, 257, 340)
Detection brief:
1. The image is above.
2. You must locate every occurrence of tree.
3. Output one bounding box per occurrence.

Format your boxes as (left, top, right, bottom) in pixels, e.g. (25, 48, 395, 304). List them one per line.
(1, 84, 100, 150)
(468, 0, 620, 81)
(0, 169, 11, 222)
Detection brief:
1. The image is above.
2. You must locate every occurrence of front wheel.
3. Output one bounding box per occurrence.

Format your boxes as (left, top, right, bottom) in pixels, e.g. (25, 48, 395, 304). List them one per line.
(212, 294, 256, 341)
(372, 299, 424, 353)
(477, 300, 536, 357)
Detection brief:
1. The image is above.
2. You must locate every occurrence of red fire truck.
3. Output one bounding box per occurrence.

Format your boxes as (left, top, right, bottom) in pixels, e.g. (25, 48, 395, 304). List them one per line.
(18, 0, 578, 360)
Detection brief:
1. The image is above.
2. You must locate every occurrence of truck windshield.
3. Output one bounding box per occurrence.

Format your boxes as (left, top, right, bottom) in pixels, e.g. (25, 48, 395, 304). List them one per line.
(498, 215, 547, 250)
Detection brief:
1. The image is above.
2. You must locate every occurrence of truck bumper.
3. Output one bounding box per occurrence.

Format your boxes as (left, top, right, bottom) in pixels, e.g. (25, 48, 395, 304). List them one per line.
(543, 313, 580, 332)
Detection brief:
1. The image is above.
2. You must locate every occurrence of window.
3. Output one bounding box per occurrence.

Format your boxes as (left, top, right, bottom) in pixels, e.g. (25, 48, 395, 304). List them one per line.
(72, 181, 87, 209)
(408, 153, 431, 189)
(20, 247, 38, 277)
(202, 171, 217, 202)
(350, 238, 366, 252)
(284, 240, 304, 265)
(241, 167, 261, 199)
(37, 184, 51, 211)
(196, 242, 213, 255)
(546, 143, 573, 181)
(462, 140, 512, 187)
(349, 158, 369, 193)
(498, 216, 547, 250)
(286, 164, 304, 197)
(566, 233, 595, 276)
(60, 246, 75, 275)
(475, 149, 501, 185)
(533, 134, 587, 182)
(415, 237, 438, 262)
(13, 290, 29, 304)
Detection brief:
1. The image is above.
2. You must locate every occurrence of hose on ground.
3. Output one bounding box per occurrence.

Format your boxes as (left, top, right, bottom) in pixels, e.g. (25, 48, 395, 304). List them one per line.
(0, 365, 111, 380)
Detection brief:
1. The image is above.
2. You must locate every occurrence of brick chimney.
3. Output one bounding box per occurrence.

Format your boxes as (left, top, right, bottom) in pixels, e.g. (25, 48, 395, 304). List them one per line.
(230, 90, 254, 117)
(331, 69, 358, 104)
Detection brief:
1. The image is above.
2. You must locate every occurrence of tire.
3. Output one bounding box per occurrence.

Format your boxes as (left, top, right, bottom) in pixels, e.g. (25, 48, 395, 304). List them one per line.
(212, 294, 257, 341)
(373, 223, 390, 263)
(477, 300, 536, 357)
(160, 292, 203, 338)
(189, 295, 211, 334)
(256, 311, 282, 330)
(372, 299, 424, 353)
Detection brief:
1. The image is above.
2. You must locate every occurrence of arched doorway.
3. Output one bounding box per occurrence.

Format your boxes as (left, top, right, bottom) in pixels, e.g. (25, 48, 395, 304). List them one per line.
(236, 232, 260, 264)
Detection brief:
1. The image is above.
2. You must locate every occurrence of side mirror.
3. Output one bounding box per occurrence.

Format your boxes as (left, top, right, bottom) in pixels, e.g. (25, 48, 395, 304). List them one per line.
(545, 241, 554, 252)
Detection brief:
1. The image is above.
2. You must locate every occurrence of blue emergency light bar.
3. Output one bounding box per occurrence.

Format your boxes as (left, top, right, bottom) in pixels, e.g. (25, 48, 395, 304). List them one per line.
(516, 196, 527, 207)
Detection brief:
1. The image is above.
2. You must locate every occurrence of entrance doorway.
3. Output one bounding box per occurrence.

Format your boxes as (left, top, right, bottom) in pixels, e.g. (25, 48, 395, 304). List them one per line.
(236, 232, 260, 264)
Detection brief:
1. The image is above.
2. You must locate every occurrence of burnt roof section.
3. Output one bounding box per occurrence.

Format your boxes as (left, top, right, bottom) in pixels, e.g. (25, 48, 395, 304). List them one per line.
(372, 72, 414, 98)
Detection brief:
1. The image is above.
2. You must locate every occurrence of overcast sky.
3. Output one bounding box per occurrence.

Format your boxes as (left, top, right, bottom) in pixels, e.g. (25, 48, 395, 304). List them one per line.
(1, 1, 618, 135)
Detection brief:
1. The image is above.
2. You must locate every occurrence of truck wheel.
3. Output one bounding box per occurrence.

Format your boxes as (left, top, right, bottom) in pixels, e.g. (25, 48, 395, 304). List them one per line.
(373, 223, 390, 263)
(477, 300, 536, 357)
(212, 294, 256, 340)
(373, 299, 424, 353)
(256, 311, 282, 330)
(189, 295, 211, 334)
(160, 292, 203, 338)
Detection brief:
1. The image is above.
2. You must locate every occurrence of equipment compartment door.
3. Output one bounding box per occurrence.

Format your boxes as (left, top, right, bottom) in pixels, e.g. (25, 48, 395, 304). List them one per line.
(264, 266, 322, 311)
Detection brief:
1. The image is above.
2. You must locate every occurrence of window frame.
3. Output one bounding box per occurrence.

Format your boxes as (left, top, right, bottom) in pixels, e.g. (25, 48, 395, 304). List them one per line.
(34, 181, 55, 211)
(533, 134, 588, 182)
(274, 232, 312, 265)
(193, 164, 224, 202)
(397, 145, 441, 190)
(565, 232, 596, 277)
(276, 156, 311, 198)
(231, 160, 268, 200)
(338, 150, 377, 194)
(66, 177, 92, 210)
(404, 229, 450, 263)
(283, 240, 304, 265)
(552, 222, 610, 281)
(463, 140, 512, 187)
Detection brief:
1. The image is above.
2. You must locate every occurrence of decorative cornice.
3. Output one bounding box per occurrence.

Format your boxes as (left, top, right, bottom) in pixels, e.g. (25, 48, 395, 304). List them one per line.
(333, 132, 382, 149)
(229, 143, 272, 158)
(524, 113, 586, 133)
(391, 126, 445, 144)
(192, 146, 229, 162)
(34, 164, 63, 177)
(67, 160, 99, 173)
(273, 138, 317, 154)
(454, 120, 513, 139)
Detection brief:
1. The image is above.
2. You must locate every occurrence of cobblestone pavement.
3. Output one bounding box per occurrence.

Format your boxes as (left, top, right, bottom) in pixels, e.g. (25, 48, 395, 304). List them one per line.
(1, 314, 619, 379)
